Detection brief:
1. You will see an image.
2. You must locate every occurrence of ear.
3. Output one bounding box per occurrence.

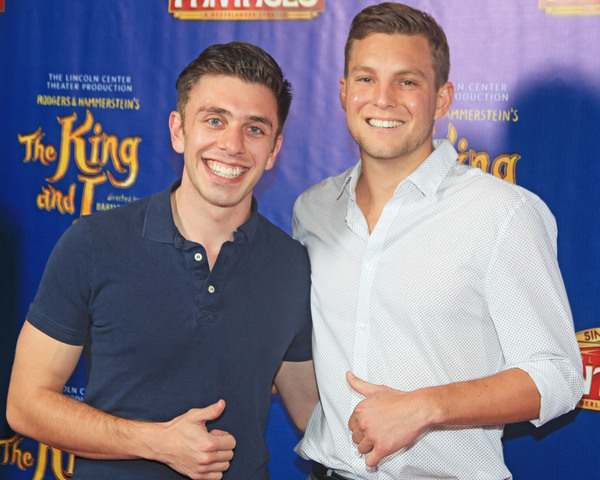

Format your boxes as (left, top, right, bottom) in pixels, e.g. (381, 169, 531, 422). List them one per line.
(434, 81, 454, 120)
(265, 134, 283, 171)
(169, 111, 185, 154)
(339, 77, 348, 111)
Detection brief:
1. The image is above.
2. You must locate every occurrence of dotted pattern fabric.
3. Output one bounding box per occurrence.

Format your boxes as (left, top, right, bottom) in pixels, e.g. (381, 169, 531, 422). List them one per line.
(293, 140, 583, 480)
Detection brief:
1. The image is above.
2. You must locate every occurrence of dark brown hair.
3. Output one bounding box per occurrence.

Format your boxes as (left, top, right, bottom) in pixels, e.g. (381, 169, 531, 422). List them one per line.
(176, 41, 292, 135)
(345, 2, 450, 89)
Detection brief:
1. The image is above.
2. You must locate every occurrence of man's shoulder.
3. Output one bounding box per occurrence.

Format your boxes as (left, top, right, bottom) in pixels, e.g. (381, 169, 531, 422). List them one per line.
(295, 166, 354, 209)
(80, 194, 152, 227)
(454, 163, 545, 203)
(256, 214, 308, 254)
(451, 163, 555, 226)
(70, 194, 155, 247)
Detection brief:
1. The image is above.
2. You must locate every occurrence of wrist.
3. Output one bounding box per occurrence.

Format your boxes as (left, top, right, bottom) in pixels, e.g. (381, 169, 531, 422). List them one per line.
(117, 417, 164, 462)
(415, 386, 446, 427)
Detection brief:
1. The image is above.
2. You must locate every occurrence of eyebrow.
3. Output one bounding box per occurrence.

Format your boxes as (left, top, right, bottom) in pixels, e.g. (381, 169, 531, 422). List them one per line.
(350, 65, 428, 79)
(201, 106, 273, 130)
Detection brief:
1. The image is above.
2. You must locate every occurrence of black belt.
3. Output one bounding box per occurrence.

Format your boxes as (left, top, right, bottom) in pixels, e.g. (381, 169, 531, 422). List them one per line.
(311, 462, 352, 480)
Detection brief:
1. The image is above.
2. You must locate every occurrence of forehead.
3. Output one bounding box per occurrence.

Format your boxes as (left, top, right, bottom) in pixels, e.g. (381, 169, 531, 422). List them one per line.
(348, 33, 434, 75)
(185, 74, 278, 119)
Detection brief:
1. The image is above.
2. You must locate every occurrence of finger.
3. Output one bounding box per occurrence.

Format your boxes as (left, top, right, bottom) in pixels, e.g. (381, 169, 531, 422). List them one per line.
(191, 460, 231, 478)
(365, 448, 384, 468)
(357, 437, 374, 455)
(209, 430, 236, 450)
(190, 400, 226, 424)
(351, 428, 364, 446)
(346, 372, 379, 397)
(203, 446, 235, 463)
(348, 411, 357, 432)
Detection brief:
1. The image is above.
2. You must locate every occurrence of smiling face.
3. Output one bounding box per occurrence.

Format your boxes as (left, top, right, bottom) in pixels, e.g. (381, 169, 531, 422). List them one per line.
(341, 33, 453, 171)
(170, 74, 282, 212)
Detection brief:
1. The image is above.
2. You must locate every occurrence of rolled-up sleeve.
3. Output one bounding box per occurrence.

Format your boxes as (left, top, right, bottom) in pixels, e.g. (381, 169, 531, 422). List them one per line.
(487, 195, 584, 426)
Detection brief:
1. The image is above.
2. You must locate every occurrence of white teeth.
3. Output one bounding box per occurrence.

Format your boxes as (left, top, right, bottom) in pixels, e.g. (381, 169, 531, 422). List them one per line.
(368, 118, 403, 128)
(206, 160, 246, 178)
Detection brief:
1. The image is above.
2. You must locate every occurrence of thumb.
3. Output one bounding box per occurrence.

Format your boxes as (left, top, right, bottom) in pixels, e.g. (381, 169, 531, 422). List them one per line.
(346, 371, 380, 397)
(192, 399, 226, 424)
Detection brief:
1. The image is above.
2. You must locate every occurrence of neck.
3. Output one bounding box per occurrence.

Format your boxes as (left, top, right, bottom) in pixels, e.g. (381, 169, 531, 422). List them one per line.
(171, 184, 251, 269)
(356, 144, 433, 233)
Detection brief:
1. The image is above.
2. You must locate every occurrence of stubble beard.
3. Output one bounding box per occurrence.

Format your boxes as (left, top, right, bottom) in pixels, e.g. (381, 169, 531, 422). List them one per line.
(353, 121, 435, 163)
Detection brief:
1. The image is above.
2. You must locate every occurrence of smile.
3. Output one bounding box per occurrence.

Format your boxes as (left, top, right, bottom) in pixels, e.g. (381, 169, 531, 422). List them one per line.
(367, 118, 404, 128)
(205, 160, 247, 179)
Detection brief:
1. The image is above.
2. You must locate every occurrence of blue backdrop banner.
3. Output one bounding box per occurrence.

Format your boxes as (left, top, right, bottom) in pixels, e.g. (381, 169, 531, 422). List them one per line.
(1, 1, 599, 479)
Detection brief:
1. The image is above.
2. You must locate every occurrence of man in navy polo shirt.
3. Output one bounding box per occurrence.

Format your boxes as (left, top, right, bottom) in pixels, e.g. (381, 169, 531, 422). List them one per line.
(7, 42, 318, 480)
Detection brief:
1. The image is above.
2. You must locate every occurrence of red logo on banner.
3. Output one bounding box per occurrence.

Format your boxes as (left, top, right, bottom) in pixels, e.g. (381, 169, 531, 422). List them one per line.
(0, 1, 5, 13)
(577, 328, 600, 412)
(169, 0, 325, 21)
(539, 0, 600, 16)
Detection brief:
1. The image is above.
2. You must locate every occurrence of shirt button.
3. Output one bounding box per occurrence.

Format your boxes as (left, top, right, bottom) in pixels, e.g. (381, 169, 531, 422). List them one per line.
(208, 285, 215, 294)
(194, 253, 203, 261)
(358, 323, 367, 330)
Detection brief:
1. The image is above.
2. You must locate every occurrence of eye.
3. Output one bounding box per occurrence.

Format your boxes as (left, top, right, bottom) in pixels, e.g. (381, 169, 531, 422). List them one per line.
(358, 77, 373, 83)
(248, 125, 265, 135)
(400, 80, 416, 86)
(208, 117, 222, 126)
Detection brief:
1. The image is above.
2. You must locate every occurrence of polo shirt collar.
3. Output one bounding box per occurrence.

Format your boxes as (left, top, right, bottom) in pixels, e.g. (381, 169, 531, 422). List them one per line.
(234, 198, 259, 242)
(143, 179, 260, 244)
(338, 138, 458, 200)
(143, 180, 180, 244)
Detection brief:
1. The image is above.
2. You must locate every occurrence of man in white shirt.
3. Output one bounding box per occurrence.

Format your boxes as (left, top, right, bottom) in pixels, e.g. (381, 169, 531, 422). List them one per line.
(293, 3, 584, 479)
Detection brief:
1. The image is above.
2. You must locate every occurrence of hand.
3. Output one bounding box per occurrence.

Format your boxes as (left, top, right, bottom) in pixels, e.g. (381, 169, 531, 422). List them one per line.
(153, 400, 236, 480)
(347, 372, 433, 467)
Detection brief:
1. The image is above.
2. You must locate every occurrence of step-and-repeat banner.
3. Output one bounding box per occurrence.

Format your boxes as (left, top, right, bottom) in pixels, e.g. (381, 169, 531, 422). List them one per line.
(1, 1, 599, 479)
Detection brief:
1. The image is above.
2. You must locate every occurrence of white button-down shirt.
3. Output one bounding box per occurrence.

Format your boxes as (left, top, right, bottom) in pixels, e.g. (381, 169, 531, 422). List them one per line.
(293, 140, 583, 480)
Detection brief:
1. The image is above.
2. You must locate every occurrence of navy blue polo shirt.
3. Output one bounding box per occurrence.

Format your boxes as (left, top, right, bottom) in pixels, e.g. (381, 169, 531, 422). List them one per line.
(27, 181, 312, 480)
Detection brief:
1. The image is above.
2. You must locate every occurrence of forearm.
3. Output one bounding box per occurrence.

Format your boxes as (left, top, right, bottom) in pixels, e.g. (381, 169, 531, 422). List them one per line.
(273, 360, 319, 432)
(421, 368, 541, 427)
(7, 385, 159, 461)
(6, 321, 162, 462)
(278, 387, 319, 433)
(9, 323, 235, 478)
(348, 368, 541, 466)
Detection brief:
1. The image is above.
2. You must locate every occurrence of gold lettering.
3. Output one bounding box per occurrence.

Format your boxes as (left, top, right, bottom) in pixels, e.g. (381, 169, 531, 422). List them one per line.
(79, 174, 108, 217)
(444, 122, 458, 145)
(88, 122, 104, 166)
(0, 435, 16, 465)
(446, 122, 519, 183)
(22, 110, 140, 217)
(491, 153, 520, 184)
(23, 450, 34, 468)
(456, 138, 470, 165)
(101, 133, 120, 170)
(471, 151, 490, 173)
(36, 184, 76, 214)
(108, 136, 141, 188)
(18, 128, 57, 165)
(53, 110, 98, 182)
(32, 443, 73, 480)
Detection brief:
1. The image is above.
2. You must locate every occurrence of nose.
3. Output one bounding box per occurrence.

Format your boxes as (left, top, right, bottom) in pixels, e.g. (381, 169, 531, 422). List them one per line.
(217, 126, 245, 156)
(374, 82, 397, 109)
